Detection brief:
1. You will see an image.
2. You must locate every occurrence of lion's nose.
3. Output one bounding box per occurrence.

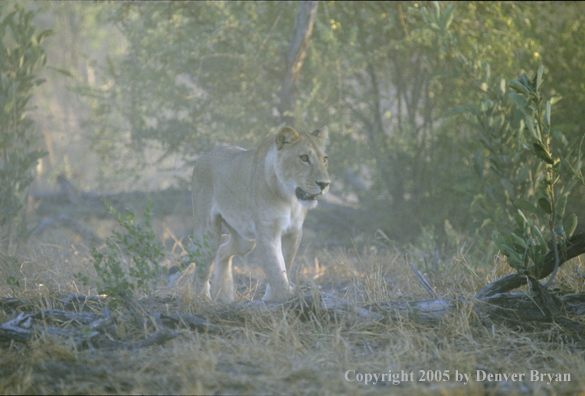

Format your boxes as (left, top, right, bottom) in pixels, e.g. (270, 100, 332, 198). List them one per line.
(316, 181, 330, 192)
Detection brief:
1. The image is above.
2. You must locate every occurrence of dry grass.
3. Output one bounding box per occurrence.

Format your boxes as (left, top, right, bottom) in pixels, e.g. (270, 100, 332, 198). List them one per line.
(1, 228, 585, 395)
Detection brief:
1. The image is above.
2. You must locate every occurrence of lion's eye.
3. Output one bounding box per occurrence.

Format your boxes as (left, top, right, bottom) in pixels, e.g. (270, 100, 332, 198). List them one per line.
(300, 155, 310, 163)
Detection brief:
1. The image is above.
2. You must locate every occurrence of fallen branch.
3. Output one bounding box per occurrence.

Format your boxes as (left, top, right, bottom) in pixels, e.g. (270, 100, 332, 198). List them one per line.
(0, 312, 100, 346)
(32, 215, 102, 243)
(3, 269, 585, 351)
(239, 291, 380, 322)
(476, 232, 585, 299)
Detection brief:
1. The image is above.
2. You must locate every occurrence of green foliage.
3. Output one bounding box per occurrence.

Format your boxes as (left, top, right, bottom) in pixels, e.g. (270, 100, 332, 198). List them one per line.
(81, 2, 300, 169)
(79, 197, 213, 304)
(491, 65, 580, 276)
(84, 197, 165, 304)
(0, 4, 49, 250)
(6, 275, 20, 288)
(180, 234, 213, 278)
(70, 2, 584, 244)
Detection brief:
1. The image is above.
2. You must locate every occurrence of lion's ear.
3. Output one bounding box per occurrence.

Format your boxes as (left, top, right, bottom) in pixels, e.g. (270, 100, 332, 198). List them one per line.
(276, 127, 299, 150)
(312, 126, 329, 146)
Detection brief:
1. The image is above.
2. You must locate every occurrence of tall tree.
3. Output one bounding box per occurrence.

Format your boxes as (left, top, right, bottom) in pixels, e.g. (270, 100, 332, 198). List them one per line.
(279, 1, 318, 126)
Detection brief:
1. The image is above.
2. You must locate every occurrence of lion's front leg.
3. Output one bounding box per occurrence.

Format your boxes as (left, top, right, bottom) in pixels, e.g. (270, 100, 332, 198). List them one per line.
(282, 228, 302, 284)
(255, 234, 292, 301)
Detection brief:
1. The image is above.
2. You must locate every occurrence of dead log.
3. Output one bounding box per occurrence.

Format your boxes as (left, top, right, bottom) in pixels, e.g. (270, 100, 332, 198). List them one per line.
(365, 298, 457, 324)
(31, 188, 192, 220)
(0, 312, 34, 343)
(3, 276, 585, 350)
(236, 291, 380, 322)
(32, 215, 102, 242)
(0, 297, 218, 349)
(0, 312, 100, 346)
(476, 232, 585, 299)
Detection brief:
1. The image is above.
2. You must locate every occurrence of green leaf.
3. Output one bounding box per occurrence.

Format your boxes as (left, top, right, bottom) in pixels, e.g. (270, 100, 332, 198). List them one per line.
(549, 94, 562, 105)
(515, 209, 528, 229)
(525, 115, 541, 141)
(536, 65, 544, 90)
(443, 105, 475, 118)
(538, 197, 552, 214)
(508, 79, 530, 95)
(520, 73, 530, 90)
(501, 178, 515, 199)
(533, 141, 554, 164)
(514, 199, 546, 216)
(508, 92, 529, 114)
(4, 98, 14, 114)
(556, 194, 568, 218)
(46, 66, 73, 77)
(533, 226, 546, 247)
(564, 214, 578, 238)
(510, 232, 528, 249)
(442, 3, 455, 30)
(500, 245, 524, 269)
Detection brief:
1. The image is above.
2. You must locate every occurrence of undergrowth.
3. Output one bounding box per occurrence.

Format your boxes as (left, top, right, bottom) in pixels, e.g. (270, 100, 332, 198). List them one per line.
(1, 226, 584, 395)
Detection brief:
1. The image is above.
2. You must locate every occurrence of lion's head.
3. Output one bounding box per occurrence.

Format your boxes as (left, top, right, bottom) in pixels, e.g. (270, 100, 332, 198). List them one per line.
(273, 126, 330, 209)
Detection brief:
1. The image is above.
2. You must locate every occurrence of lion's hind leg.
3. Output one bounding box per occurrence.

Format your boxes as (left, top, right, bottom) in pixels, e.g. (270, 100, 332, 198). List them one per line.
(212, 224, 255, 303)
(192, 214, 222, 300)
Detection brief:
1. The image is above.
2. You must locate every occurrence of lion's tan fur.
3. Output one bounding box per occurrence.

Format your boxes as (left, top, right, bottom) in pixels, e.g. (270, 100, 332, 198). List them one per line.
(191, 126, 330, 301)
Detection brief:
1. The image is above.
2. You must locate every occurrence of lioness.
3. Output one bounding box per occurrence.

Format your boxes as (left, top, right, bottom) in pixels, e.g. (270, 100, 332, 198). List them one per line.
(191, 126, 330, 302)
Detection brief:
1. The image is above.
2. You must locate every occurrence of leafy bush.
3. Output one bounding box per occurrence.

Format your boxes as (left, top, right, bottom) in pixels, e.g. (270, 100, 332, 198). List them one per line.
(78, 197, 213, 305)
(86, 198, 165, 304)
(0, 4, 49, 251)
(491, 66, 581, 280)
(179, 233, 212, 278)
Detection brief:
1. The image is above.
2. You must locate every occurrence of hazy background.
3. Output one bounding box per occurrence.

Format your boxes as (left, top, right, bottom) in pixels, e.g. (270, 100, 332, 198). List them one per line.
(8, 1, 585, 251)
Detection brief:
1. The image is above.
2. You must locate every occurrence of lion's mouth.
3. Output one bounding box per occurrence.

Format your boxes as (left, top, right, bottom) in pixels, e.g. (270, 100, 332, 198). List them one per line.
(295, 187, 319, 201)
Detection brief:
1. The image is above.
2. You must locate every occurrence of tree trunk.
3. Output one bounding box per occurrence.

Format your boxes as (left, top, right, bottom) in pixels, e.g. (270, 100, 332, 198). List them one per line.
(279, 1, 318, 126)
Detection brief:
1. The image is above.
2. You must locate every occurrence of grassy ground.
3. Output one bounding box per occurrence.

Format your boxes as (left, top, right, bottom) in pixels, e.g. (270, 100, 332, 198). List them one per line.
(1, 228, 585, 395)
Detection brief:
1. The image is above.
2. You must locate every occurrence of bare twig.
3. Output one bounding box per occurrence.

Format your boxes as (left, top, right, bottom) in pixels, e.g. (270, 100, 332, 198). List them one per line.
(408, 262, 438, 300)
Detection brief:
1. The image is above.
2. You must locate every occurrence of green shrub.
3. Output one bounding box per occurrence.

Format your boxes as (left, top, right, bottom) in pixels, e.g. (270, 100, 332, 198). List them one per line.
(0, 4, 50, 251)
(492, 66, 581, 280)
(77, 197, 213, 305)
(88, 198, 165, 303)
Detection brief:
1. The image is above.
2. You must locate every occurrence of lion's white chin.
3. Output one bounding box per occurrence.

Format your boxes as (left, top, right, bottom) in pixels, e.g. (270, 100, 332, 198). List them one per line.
(299, 198, 318, 209)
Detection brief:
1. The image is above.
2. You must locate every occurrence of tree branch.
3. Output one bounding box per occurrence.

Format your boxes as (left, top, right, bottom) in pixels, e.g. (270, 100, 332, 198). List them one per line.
(476, 232, 585, 299)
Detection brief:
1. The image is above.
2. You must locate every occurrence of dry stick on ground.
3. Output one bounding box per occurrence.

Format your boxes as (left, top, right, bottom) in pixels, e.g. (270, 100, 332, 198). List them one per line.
(408, 262, 439, 299)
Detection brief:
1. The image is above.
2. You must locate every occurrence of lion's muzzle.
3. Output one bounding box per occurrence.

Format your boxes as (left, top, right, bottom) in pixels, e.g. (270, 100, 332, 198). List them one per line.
(295, 187, 318, 201)
(295, 181, 330, 201)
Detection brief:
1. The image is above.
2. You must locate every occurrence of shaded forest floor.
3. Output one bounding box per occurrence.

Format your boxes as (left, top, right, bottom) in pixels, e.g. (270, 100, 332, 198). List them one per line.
(1, 228, 585, 395)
